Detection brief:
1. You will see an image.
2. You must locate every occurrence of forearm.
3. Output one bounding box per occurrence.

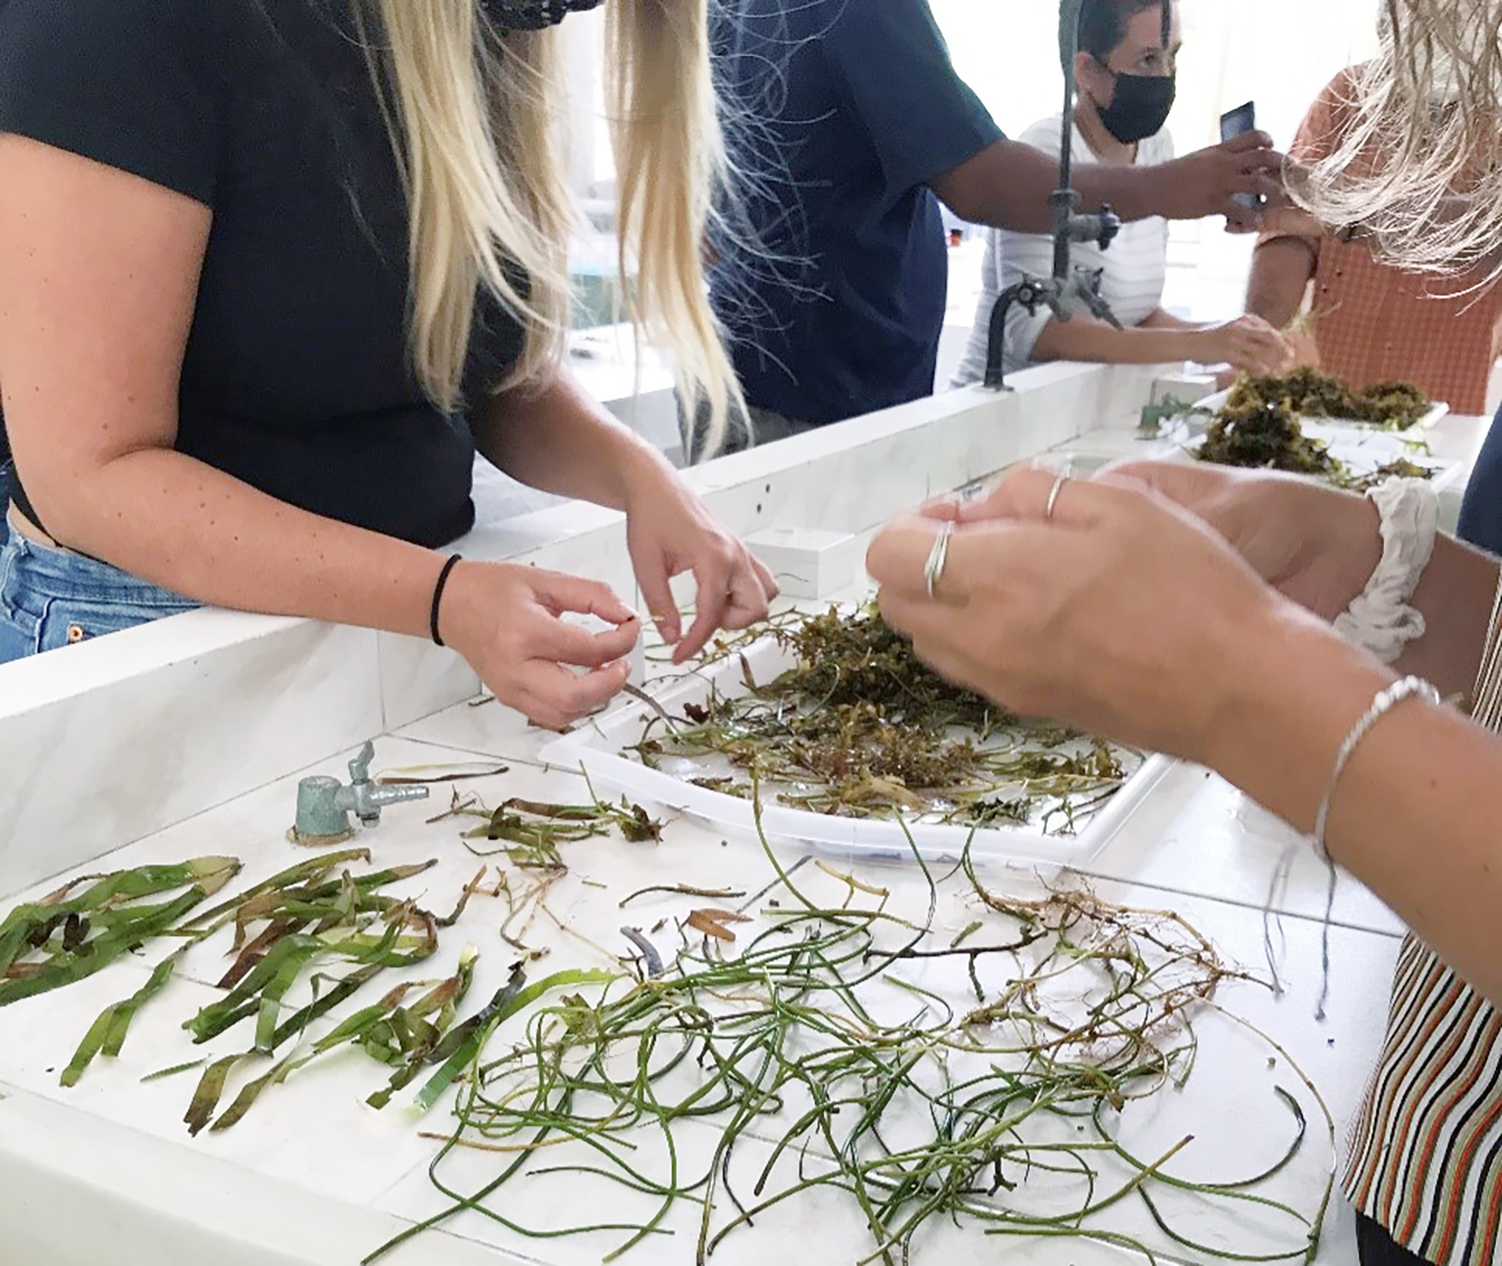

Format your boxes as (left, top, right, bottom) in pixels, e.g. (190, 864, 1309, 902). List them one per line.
(476, 368, 668, 511)
(931, 139, 1062, 234)
(1071, 162, 1161, 224)
(1032, 316, 1196, 366)
(1246, 240, 1316, 328)
(41, 451, 444, 637)
(1209, 615, 1502, 1007)
(1399, 535, 1501, 699)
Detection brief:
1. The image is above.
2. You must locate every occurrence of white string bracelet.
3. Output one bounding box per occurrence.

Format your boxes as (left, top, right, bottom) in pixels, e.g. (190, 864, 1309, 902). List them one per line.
(1312, 675, 1442, 863)
(1332, 479, 1438, 665)
(1308, 674, 1441, 1020)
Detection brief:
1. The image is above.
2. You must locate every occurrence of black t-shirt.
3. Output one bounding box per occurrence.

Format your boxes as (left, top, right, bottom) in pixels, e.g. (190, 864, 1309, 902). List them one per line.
(0, 0, 525, 548)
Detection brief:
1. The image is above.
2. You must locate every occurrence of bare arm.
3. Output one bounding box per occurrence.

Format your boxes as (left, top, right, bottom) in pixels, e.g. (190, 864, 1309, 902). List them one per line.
(0, 134, 653, 730)
(870, 467, 1502, 1008)
(474, 367, 672, 514)
(1116, 461, 1502, 701)
(931, 132, 1283, 231)
(1031, 314, 1201, 366)
(474, 366, 778, 663)
(1399, 535, 1501, 699)
(0, 135, 445, 637)
(1211, 615, 1502, 1009)
(930, 138, 1075, 233)
(1032, 311, 1291, 376)
(1246, 238, 1318, 329)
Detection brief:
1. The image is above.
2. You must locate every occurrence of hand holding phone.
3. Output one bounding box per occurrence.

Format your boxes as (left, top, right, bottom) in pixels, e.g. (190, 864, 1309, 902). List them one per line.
(1220, 101, 1262, 212)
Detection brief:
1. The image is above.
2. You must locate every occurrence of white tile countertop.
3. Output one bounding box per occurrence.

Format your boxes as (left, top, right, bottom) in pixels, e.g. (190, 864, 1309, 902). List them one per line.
(0, 361, 1462, 1266)
(0, 728, 1400, 1266)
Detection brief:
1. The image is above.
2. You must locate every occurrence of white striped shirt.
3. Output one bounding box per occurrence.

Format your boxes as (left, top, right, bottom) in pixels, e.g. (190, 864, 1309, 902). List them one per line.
(1342, 577, 1502, 1263)
(951, 115, 1174, 388)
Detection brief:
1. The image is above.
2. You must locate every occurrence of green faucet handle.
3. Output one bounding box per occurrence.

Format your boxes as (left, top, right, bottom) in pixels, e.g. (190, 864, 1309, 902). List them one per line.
(348, 741, 376, 788)
(292, 740, 430, 844)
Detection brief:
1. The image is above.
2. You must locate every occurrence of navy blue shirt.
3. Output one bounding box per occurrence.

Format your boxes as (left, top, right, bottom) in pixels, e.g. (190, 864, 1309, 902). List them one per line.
(711, 0, 1002, 427)
(1459, 404, 1502, 554)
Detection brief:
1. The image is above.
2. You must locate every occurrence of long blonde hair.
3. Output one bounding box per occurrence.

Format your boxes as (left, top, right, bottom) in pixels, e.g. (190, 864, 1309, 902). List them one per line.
(1295, 0, 1502, 289)
(363, 0, 739, 453)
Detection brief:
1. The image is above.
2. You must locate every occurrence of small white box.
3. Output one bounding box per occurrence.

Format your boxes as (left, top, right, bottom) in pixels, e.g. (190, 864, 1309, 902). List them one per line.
(745, 528, 863, 600)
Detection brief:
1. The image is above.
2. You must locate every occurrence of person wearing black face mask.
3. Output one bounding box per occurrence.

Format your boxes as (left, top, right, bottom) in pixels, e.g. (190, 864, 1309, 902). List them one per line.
(952, 0, 1293, 388)
(707, 0, 1287, 444)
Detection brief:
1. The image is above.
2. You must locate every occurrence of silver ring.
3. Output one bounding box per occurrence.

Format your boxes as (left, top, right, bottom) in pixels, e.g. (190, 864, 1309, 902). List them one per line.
(1045, 473, 1070, 523)
(924, 521, 954, 600)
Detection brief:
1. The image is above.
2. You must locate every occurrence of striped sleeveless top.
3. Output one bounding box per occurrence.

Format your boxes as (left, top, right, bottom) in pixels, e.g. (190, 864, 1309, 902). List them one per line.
(1342, 580, 1502, 1264)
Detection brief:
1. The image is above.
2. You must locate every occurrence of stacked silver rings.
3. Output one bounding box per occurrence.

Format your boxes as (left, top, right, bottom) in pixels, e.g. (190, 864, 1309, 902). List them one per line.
(923, 472, 1067, 600)
(924, 521, 954, 599)
(1045, 473, 1070, 522)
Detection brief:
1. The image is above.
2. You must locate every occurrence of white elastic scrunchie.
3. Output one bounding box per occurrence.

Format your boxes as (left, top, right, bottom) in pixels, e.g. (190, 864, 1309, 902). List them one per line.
(1331, 477, 1439, 664)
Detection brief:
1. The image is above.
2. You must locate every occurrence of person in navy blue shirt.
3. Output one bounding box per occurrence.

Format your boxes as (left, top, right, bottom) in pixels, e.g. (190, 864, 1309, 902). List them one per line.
(709, 0, 1282, 438)
(1460, 413, 1502, 555)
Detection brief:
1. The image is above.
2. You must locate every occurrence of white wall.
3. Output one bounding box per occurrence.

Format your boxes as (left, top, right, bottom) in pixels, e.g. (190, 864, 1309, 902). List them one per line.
(931, 0, 1382, 151)
(931, 0, 1384, 322)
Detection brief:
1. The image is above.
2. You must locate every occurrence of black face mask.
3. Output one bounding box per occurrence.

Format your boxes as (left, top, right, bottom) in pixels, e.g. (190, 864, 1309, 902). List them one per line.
(483, 0, 604, 31)
(1096, 68, 1176, 145)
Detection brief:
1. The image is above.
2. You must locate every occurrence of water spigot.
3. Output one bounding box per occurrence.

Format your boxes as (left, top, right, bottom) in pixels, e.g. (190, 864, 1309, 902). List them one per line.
(291, 741, 430, 844)
(983, 276, 1055, 392)
(1057, 268, 1124, 329)
(1076, 203, 1122, 252)
(982, 265, 1124, 393)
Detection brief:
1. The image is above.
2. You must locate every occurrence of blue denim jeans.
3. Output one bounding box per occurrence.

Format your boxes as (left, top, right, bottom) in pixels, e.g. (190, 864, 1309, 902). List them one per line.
(0, 530, 198, 664)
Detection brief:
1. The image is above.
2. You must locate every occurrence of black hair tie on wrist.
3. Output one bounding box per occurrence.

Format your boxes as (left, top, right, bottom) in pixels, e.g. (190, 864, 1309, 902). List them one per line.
(430, 554, 463, 648)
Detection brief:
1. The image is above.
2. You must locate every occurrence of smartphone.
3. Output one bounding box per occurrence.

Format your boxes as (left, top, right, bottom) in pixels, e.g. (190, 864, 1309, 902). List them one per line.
(1220, 101, 1261, 212)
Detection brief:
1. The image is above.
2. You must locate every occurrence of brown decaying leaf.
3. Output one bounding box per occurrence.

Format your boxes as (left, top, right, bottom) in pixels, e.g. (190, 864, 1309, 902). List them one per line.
(685, 909, 751, 943)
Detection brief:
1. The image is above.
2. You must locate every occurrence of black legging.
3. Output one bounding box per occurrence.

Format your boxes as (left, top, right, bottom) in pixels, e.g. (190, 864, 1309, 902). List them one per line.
(1358, 1214, 1434, 1265)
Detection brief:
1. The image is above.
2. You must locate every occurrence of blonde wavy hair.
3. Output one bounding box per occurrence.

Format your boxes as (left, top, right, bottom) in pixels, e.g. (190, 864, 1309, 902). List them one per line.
(362, 0, 739, 453)
(1294, 0, 1502, 288)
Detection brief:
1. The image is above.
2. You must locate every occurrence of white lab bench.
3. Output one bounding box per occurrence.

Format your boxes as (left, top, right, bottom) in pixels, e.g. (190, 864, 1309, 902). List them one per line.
(0, 362, 1475, 1266)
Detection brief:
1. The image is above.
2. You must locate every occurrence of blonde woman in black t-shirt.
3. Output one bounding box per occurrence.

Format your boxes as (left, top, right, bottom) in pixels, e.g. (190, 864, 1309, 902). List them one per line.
(0, 0, 776, 729)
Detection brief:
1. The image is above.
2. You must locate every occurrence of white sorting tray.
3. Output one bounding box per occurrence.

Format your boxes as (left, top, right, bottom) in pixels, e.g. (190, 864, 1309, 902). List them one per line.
(1172, 419, 1467, 498)
(1192, 386, 1449, 433)
(541, 633, 1175, 869)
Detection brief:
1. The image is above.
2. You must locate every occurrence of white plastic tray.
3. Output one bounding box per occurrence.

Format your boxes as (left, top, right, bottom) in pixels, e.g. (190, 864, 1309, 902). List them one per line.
(542, 634, 1175, 869)
(1192, 387, 1449, 433)
(1171, 419, 1466, 498)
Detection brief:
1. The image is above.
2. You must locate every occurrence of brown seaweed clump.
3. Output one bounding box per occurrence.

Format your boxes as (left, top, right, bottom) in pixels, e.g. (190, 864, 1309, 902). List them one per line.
(630, 604, 1130, 831)
(1225, 368, 1429, 430)
(1197, 400, 1339, 476)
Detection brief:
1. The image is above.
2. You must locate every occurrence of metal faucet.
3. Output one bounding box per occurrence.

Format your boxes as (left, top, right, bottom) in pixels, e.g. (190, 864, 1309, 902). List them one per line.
(985, 0, 1153, 391)
(292, 741, 430, 843)
(983, 268, 1123, 390)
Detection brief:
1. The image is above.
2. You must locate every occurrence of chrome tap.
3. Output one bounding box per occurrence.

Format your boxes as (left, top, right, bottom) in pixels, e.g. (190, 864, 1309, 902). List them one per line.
(292, 741, 429, 843)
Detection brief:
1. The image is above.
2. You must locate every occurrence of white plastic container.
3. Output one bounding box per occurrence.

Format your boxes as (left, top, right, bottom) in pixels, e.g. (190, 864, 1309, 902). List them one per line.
(543, 633, 1174, 868)
(745, 528, 865, 600)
